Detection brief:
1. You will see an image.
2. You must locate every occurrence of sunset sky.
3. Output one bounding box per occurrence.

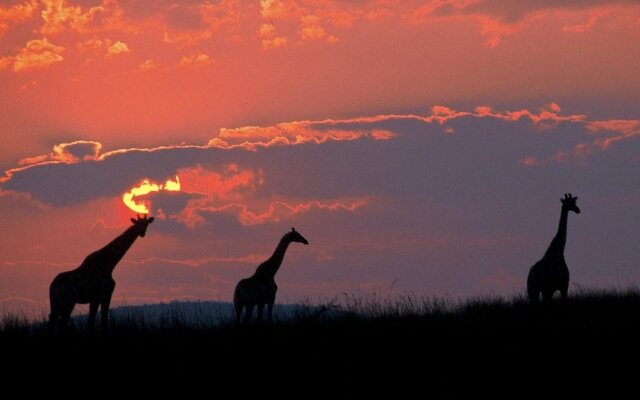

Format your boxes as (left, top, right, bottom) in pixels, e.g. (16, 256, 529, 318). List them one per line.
(1, 0, 639, 315)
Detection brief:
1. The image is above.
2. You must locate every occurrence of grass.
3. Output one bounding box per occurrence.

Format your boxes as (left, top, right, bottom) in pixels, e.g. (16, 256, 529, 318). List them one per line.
(2, 288, 640, 395)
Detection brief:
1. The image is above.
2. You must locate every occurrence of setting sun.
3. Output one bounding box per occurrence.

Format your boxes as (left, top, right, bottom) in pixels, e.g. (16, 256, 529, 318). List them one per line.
(122, 175, 181, 214)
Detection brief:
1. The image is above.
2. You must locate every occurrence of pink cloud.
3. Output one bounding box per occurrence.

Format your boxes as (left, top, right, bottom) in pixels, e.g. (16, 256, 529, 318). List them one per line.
(524, 117, 640, 165)
(258, 0, 366, 46)
(177, 197, 371, 228)
(587, 119, 640, 136)
(161, 1, 242, 46)
(19, 140, 102, 166)
(76, 36, 107, 51)
(408, 1, 640, 48)
(3, 140, 103, 183)
(177, 51, 214, 68)
(476, 14, 523, 48)
(163, 29, 212, 46)
(563, 15, 601, 33)
(106, 40, 130, 57)
(300, 14, 327, 40)
(260, 23, 288, 49)
(137, 59, 159, 72)
(178, 164, 262, 199)
(40, 0, 106, 35)
(0, 1, 37, 38)
(4, 38, 65, 73)
(260, 0, 298, 19)
(0, 189, 50, 212)
(519, 156, 539, 167)
(77, 37, 130, 58)
(146, 163, 372, 229)
(124, 253, 267, 268)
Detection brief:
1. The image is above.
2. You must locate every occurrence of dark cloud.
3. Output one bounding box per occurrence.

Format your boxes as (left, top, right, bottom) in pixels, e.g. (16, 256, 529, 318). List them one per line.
(440, 0, 640, 22)
(1, 106, 636, 211)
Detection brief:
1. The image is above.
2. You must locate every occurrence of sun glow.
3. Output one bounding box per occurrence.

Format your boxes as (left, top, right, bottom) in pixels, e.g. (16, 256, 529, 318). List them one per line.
(122, 175, 181, 214)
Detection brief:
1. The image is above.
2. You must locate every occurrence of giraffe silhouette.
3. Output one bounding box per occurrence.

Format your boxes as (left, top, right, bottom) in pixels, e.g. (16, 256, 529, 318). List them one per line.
(48, 215, 155, 332)
(234, 228, 309, 324)
(527, 194, 580, 304)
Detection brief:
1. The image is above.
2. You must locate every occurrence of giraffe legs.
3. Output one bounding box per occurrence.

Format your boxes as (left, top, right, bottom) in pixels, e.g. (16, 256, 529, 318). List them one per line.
(48, 301, 62, 333)
(542, 290, 555, 304)
(58, 303, 75, 332)
(244, 304, 255, 325)
(560, 287, 568, 302)
(257, 304, 265, 322)
(267, 302, 274, 324)
(234, 302, 243, 325)
(560, 279, 569, 302)
(48, 312, 59, 334)
(88, 302, 99, 332)
(100, 299, 111, 332)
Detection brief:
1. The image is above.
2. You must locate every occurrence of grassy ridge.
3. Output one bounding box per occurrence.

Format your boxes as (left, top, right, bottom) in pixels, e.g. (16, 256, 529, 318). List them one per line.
(2, 289, 640, 396)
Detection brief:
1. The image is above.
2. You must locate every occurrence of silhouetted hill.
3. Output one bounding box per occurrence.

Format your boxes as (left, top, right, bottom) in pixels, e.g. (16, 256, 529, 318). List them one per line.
(2, 289, 640, 397)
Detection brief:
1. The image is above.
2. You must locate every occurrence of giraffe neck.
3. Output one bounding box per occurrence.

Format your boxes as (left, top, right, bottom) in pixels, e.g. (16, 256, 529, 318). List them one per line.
(545, 206, 569, 257)
(100, 226, 140, 273)
(257, 236, 291, 278)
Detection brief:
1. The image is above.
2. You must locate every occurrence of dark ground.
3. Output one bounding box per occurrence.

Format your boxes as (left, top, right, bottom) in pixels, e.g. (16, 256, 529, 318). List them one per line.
(2, 291, 640, 397)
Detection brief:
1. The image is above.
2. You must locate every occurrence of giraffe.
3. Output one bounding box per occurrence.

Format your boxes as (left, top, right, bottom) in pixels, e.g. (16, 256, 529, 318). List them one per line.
(527, 194, 580, 304)
(48, 215, 155, 332)
(234, 228, 309, 324)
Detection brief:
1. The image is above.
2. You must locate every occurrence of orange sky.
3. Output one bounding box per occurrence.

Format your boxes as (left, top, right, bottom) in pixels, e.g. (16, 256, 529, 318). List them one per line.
(2, 0, 639, 162)
(1, 0, 639, 315)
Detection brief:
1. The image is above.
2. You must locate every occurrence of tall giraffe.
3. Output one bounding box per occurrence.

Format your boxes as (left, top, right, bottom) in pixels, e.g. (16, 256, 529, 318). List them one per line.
(527, 194, 580, 303)
(234, 228, 309, 324)
(48, 215, 155, 332)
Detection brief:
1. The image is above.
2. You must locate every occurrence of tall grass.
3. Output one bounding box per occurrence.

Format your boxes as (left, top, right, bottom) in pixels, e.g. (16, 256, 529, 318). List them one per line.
(0, 312, 29, 331)
(3, 287, 640, 334)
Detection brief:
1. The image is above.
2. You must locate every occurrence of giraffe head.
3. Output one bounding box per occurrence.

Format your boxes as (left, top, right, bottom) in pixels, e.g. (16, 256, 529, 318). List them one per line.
(129, 214, 155, 237)
(561, 193, 580, 214)
(287, 227, 309, 245)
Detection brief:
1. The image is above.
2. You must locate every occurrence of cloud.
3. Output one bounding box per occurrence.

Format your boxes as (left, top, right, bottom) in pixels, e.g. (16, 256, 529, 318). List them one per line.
(178, 164, 262, 198)
(260, 0, 298, 19)
(260, 23, 288, 49)
(408, 0, 640, 48)
(37, 0, 142, 36)
(2, 104, 637, 219)
(137, 59, 159, 72)
(2, 38, 65, 73)
(76, 36, 107, 51)
(161, 0, 242, 46)
(124, 253, 267, 268)
(106, 40, 130, 57)
(19, 140, 102, 166)
(562, 15, 601, 32)
(0, 1, 37, 38)
(0, 57, 13, 71)
(169, 165, 369, 227)
(555, 119, 640, 161)
(209, 122, 397, 150)
(177, 51, 213, 67)
(300, 14, 326, 40)
(0, 189, 50, 212)
(163, 29, 213, 45)
(176, 197, 371, 228)
(519, 156, 540, 167)
(258, 0, 361, 46)
(414, 0, 640, 23)
(77, 37, 131, 59)
(40, 0, 106, 35)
